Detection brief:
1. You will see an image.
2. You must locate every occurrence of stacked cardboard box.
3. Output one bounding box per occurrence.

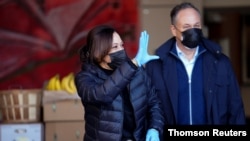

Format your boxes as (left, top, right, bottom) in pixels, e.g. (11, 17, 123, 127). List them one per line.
(43, 91, 85, 141)
(0, 89, 44, 141)
(0, 123, 43, 141)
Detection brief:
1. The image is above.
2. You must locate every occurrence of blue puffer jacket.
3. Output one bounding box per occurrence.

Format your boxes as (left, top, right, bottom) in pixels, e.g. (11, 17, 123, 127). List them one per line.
(75, 61, 164, 141)
(146, 37, 246, 125)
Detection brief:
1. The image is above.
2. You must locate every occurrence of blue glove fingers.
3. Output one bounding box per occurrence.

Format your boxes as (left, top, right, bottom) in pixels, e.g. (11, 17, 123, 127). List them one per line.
(146, 135, 151, 141)
(150, 55, 159, 59)
(143, 31, 149, 52)
(146, 129, 159, 141)
(140, 31, 147, 53)
(136, 30, 159, 66)
(139, 32, 144, 53)
(143, 31, 148, 51)
(144, 31, 149, 50)
(137, 31, 147, 66)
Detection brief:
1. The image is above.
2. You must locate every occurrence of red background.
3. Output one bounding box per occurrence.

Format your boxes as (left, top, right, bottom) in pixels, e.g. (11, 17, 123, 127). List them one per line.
(0, 0, 139, 90)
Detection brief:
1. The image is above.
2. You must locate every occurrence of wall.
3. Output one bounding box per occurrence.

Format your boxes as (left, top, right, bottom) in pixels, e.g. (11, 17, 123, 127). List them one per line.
(0, 0, 139, 90)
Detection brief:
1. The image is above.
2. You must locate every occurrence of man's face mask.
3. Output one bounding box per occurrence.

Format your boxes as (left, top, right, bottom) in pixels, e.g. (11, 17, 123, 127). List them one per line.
(179, 28, 203, 49)
(107, 50, 127, 70)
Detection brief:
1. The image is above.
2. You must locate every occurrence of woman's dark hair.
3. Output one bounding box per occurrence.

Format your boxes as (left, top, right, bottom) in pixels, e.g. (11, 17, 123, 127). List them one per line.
(79, 25, 115, 64)
(170, 2, 200, 25)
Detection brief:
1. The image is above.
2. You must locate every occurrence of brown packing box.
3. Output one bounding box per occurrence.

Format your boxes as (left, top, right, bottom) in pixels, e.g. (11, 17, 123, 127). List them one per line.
(43, 90, 85, 121)
(45, 121, 85, 141)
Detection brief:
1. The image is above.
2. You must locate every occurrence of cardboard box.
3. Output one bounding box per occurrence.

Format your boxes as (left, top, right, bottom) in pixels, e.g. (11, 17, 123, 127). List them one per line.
(43, 99, 85, 121)
(0, 123, 43, 141)
(45, 121, 85, 141)
(43, 91, 85, 121)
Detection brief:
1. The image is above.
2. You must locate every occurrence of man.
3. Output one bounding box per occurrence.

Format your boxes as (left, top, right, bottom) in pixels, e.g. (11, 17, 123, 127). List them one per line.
(145, 1, 246, 130)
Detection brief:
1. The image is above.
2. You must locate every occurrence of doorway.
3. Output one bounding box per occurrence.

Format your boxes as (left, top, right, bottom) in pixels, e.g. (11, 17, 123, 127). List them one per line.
(204, 7, 250, 85)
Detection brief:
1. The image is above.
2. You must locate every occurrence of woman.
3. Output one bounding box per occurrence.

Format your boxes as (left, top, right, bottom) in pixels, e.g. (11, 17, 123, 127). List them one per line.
(75, 25, 164, 141)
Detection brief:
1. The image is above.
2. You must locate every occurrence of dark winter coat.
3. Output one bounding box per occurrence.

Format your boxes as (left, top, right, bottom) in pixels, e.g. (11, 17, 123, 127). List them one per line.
(146, 37, 246, 125)
(75, 61, 164, 141)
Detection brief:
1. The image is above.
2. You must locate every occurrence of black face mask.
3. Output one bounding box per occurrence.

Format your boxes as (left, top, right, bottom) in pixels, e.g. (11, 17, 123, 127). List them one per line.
(181, 28, 203, 49)
(107, 50, 128, 70)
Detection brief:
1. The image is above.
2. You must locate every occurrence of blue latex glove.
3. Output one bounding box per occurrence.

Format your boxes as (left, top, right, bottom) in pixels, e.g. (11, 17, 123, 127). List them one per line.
(146, 128, 159, 141)
(135, 30, 159, 67)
